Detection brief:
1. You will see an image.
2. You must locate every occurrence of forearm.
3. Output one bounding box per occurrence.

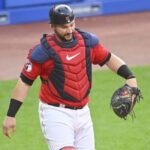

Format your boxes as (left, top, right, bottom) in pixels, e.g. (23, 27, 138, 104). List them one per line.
(106, 53, 137, 87)
(11, 78, 30, 102)
(106, 53, 125, 72)
(7, 78, 31, 117)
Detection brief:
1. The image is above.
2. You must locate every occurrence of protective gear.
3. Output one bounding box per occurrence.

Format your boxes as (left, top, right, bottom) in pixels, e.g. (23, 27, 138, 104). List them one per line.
(40, 32, 91, 102)
(49, 4, 75, 25)
(110, 84, 142, 119)
(30, 29, 100, 102)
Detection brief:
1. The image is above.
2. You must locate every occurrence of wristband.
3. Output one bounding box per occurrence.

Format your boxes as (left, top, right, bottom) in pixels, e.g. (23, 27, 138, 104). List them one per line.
(7, 99, 23, 117)
(117, 65, 135, 79)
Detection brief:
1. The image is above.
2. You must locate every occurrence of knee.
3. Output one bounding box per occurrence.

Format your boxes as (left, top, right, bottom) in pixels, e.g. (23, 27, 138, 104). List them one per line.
(60, 146, 75, 150)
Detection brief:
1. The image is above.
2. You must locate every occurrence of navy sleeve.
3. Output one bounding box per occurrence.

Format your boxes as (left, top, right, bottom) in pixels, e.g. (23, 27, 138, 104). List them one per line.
(30, 45, 49, 63)
(88, 33, 99, 48)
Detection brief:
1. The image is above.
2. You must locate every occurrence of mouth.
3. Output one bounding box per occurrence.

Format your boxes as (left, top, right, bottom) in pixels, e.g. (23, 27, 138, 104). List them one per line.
(64, 33, 73, 40)
(65, 33, 72, 36)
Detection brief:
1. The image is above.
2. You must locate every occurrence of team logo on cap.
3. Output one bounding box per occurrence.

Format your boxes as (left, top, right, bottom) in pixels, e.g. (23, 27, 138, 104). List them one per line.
(25, 59, 32, 72)
(66, 16, 70, 23)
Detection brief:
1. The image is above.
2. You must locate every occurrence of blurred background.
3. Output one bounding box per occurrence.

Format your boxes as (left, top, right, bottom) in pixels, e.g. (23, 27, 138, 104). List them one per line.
(0, 1, 150, 150)
(0, 0, 150, 80)
(0, 0, 150, 25)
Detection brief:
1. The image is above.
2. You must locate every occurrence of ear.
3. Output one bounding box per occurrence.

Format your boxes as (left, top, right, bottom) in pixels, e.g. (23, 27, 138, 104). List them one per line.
(49, 24, 55, 34)
(50, 24, 55, 29)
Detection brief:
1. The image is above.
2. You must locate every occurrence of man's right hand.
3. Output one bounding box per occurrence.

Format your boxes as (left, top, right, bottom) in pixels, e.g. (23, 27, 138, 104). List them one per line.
(2, 116, 16, 138)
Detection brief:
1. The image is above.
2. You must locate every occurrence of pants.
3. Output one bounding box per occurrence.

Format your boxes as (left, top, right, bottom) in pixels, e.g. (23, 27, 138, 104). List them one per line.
(39, 101, 95, 150)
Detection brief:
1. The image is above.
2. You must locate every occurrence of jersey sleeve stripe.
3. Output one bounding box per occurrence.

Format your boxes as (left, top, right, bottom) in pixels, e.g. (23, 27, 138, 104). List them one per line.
(99, 52, 111, 66)
(20, 73, 34, 86)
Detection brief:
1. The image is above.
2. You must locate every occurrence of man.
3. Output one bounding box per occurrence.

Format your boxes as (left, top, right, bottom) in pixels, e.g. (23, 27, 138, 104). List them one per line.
(3, 4, 138, 150)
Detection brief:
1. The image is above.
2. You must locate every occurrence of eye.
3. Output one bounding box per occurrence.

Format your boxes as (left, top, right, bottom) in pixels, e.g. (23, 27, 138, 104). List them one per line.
(61, 25, 67, 29)
(61, 26, 67, 29)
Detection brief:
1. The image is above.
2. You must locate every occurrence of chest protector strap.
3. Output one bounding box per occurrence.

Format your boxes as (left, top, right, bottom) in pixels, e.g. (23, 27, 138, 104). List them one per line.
(41, 31, 92, 102)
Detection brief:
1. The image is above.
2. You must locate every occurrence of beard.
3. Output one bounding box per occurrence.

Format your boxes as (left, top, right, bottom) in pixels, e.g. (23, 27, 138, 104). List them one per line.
(55, 30, 73, 42)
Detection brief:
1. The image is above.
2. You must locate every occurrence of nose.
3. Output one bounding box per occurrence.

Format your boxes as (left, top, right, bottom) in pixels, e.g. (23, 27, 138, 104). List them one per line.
(67, 26, 73, 34)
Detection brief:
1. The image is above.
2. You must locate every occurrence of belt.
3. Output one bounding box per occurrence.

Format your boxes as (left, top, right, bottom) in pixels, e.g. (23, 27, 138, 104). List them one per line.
(47, 103, 84, 110)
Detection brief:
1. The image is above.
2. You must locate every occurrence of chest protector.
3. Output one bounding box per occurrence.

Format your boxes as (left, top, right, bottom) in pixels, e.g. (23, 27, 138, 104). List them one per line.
(40, 30, 92, 102)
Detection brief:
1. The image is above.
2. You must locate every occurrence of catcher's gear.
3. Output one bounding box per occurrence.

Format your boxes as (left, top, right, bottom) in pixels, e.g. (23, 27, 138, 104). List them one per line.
(111, 84, 142, 119)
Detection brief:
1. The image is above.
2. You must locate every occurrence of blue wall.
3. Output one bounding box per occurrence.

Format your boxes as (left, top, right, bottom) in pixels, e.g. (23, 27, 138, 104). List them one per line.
(5, 0, 81, 8)
(101, 0, 150, 15)
(4, 0, 76, 8)
(0, 0, 5, 10)
(5, 0, 50, 8)
(0, 0, 150, 25)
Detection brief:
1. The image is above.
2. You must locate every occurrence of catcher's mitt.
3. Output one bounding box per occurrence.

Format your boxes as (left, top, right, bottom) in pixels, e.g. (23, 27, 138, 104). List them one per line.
(110, 84, 142, 119)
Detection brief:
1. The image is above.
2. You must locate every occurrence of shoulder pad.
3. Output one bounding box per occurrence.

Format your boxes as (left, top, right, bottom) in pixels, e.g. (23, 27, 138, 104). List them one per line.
(76, 28, 99, 47)
(29, 45, 49, 63)
(87, 32, 99, 47)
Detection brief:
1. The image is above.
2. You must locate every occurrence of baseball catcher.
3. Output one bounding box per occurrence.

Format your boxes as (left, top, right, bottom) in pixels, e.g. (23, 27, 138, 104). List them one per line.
(2, 4, 142, 150)
(111, 84, 142, 119)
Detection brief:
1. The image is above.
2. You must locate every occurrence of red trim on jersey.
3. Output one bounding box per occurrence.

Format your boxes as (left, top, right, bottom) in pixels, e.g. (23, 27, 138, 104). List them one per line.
(91, 43, 109, 65)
